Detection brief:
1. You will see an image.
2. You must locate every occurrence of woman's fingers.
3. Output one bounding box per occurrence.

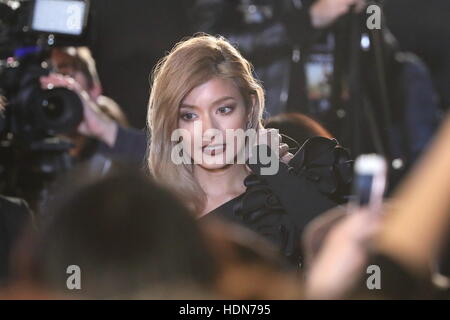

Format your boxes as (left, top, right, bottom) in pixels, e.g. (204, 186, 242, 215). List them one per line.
(279, 142, 289, 155)
(281, 152, 294, 164)
(279, 142, 294, 164)
(255, 129, 295, 163)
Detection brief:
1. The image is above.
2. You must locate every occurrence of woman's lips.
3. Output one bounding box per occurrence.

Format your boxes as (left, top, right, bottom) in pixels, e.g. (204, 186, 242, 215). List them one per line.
(202, 144, 226, 156)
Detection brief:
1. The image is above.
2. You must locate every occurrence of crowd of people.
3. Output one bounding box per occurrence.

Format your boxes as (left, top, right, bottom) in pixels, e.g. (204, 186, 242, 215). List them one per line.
(0, 0, 449, 300)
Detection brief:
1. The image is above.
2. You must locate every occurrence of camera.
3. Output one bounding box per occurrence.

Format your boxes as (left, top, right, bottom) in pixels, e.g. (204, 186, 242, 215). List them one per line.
(0, 0, 90, 138)
(0, 51, 84, 142)
(0, 0, 90, 210)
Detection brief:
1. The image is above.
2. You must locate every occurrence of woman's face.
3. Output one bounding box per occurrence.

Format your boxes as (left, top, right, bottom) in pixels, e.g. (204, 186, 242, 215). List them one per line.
(178, 77, 249, 170)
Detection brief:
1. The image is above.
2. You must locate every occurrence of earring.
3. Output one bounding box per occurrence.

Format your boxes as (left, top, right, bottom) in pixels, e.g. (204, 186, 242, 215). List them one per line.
(246, 121, 252, 130)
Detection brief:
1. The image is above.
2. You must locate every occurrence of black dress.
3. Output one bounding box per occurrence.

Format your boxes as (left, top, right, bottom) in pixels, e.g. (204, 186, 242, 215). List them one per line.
(202, 137, 353, 267)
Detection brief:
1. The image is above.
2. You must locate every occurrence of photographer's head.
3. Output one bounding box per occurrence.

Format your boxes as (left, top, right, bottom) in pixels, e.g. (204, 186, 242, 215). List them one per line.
(147, 34, 265, 211)
(44, 47, 129, 157)
(50, 47, 102, 101)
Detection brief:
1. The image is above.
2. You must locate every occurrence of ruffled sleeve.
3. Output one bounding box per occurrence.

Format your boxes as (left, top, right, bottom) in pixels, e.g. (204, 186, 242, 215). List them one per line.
(245, 136, 353, 237)
(287, 137, 353, 202)
(232, 174, 301, 264)
(211, 137, 353, 266)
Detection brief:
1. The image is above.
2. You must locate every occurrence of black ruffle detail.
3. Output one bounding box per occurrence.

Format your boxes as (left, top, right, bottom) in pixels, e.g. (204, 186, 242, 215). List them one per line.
(288, 137, 353, 203)
(230, 137, 353, 266)
(233, 174, 300, 263)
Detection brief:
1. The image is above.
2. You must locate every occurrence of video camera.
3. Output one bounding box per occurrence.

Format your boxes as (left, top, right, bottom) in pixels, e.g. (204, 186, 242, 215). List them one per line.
(0, 0, 90, 210)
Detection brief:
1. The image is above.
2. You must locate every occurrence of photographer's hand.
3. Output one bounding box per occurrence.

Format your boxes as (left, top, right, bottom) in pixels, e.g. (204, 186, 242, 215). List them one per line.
(310, 0, 366, 29)
(40, 73, 118, 147)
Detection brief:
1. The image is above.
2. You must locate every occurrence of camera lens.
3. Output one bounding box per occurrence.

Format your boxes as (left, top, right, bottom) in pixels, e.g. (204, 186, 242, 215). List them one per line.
(34, 87, 84, 135)
(41, 96, 65, 120)
(41, 88, 83, 134)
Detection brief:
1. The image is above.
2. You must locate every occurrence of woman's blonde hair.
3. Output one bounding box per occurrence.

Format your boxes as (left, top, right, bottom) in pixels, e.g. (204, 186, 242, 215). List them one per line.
(147, 34, 265, 213)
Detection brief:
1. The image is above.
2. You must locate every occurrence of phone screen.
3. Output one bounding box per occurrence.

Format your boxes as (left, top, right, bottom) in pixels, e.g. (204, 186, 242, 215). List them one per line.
(353, 173, 374, 207)
(352, 154, 387, 213)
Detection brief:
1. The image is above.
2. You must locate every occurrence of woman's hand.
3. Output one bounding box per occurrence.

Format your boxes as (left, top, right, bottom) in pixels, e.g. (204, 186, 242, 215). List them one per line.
(39, 73, 118, 147)
(254, 128, 293, 164)
(279, 141, 294, 164)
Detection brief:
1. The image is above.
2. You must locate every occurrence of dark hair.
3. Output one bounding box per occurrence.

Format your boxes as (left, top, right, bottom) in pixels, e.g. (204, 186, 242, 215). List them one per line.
(31, 167, 217, 298)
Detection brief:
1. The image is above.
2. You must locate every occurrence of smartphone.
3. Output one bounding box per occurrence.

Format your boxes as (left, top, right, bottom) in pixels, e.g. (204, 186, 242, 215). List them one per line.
(352, 154, 387, 214)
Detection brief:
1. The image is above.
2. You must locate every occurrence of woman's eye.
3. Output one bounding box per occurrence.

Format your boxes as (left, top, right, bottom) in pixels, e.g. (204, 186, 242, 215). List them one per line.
(217, 106, 234, 114)
(180, 112, 198, 121)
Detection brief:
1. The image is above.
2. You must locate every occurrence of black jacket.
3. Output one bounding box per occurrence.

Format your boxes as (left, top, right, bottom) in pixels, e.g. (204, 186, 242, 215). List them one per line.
(95, 126, 148, 169)
(0, 195, 33, 284)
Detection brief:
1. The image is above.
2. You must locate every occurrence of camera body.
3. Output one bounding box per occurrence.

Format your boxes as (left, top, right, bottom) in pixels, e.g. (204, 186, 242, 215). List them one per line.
(1, 0, 90, 140)
(1, 49, 84, 142)
(0, 0, 90, 207)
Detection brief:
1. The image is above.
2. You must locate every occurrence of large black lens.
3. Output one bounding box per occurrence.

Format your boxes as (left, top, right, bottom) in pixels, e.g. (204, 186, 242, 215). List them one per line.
(41, 95, 65, 120)
(37, 87, 84, 134)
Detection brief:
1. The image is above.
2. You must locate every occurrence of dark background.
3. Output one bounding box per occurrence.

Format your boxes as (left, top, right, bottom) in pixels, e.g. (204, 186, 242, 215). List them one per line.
(84, 0, 450, 130)
(87, 0, 193, 129)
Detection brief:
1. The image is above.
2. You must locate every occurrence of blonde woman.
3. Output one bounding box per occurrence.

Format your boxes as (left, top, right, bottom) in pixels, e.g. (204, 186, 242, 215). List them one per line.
(148, 34, 352, 266)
